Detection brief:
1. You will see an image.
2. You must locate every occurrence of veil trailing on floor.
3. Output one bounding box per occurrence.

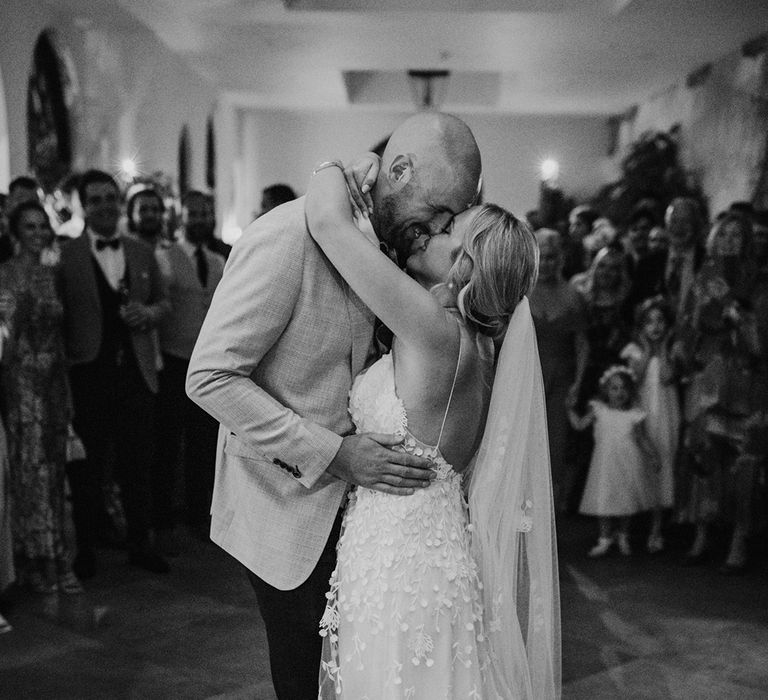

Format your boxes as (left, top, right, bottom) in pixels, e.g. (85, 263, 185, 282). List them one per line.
(468, 297, 561, 699)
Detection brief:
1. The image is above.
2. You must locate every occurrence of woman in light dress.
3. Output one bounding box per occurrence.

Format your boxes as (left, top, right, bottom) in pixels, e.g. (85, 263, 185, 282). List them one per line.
(305, 156, 560, 699)
(620, 297, 681, 553)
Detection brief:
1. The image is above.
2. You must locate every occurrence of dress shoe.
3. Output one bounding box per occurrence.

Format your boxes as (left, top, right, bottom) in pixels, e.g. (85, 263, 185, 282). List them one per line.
(72, 550, 97, 579)
(646, 534, 664, 553)
(720, 548, 747, 575)
(588, 536, 613, 558)
(616, 533, 632, 556)
(129, 547, 170, 574)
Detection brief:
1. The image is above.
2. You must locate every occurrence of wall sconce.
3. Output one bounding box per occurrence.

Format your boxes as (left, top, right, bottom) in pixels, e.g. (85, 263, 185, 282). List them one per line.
(407, 70, 450, 111)
(540, 158, 559, 186)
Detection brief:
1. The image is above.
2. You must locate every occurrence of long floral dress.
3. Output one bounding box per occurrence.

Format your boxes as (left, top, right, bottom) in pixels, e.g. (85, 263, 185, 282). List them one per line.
(675, 259, 761, 524)
(0, 258, 71, 570)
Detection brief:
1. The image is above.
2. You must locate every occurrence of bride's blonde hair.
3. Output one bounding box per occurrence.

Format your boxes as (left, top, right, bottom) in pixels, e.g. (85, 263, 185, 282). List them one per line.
(448, 203, 539, 339)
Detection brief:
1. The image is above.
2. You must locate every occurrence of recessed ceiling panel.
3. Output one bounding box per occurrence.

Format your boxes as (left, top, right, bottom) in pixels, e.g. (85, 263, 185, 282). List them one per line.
(343, 70, 501, 107)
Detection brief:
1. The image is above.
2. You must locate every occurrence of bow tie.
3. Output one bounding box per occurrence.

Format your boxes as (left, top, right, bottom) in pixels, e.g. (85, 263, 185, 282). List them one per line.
(95, 236, 121, 251)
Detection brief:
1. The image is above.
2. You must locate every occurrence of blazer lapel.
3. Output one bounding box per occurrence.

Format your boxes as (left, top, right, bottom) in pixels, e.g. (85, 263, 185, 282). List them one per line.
(73, 234, 100, 311)
(343, 284, 375, 375)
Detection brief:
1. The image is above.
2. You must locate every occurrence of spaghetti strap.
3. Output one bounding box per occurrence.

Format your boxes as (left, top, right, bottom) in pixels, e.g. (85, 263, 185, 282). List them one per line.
(436, 324, 463, 451)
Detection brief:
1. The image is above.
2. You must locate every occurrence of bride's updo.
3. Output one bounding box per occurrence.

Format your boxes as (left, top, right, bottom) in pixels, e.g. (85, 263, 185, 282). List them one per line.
(447, 203, 539, 339)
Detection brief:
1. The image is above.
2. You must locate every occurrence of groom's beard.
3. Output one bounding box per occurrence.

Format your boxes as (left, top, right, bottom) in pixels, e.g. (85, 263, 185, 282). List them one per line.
(371, 195, 415, 269)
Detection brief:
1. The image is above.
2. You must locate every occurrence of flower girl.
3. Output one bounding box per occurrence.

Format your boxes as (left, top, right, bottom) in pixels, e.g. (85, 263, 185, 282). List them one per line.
(568, 365, 660, 556)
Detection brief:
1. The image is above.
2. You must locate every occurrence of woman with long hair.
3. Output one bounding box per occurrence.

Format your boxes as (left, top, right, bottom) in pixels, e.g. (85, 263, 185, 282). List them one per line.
(0, 200, 79, 594)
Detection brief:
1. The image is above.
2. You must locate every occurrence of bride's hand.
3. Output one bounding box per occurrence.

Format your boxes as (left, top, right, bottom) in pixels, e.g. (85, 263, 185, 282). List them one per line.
(343, 153, 380, 217)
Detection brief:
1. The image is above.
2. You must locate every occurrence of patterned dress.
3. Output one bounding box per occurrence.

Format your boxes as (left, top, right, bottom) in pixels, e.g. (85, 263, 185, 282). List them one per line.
(319, 353, 487, 699)
(0, 258, 71, 566)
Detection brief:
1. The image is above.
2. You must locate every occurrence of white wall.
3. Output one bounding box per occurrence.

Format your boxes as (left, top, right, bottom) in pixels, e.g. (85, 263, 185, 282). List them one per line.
(613, 48, 768, 215)
(222, 106, 612, 235)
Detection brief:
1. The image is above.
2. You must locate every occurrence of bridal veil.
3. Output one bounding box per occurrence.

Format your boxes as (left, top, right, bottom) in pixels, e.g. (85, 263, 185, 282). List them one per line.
(468, 297, 561, 699)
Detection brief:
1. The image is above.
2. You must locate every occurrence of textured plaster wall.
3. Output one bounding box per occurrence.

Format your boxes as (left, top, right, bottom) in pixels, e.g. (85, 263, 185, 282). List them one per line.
(621, 45, 768, 215)
(0, 0, 216, 191)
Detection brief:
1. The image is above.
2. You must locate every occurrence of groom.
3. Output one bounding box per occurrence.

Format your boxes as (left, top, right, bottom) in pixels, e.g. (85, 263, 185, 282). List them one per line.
(186, 112, 482, 699)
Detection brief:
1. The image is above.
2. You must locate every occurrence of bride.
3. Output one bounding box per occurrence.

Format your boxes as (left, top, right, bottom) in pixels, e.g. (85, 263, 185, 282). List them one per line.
(305, 157, 560, 698)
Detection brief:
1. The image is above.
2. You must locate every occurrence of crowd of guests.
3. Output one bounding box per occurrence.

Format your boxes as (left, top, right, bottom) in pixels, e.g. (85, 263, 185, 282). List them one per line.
(0, 165, 765, 637)
(0, 172, 298, 634)
(530, 197, 768, 574)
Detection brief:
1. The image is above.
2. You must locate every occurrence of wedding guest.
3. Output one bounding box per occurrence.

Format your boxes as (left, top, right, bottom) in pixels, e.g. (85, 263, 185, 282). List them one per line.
(569, 244, 632, 508)
(648, 225, 670, 255)
(568, 365, 659, 557)
(0, 201, 80, 594)
(154, 197, 225, 547)
(258, 183, 297, 217)
(620, 297, 681, 553)
(571, 243, 632, 403)
(58, 170, 170, 577)
(1, 177, 43, 264)
(582, 217, 617, 266)
(185, 192, 231, 260)
(675, 212, 761, 572)
(623, 206, 655, 269)
(625, 207, 667, 313)
(530, 228, 589, 512)
(127, 187, 166, 249)
(663, 197, 706, 317)
(562, 204, 598, 279)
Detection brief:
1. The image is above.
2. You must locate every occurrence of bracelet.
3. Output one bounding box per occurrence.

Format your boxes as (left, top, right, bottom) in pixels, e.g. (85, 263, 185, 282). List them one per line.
(312, 160, 344, 176)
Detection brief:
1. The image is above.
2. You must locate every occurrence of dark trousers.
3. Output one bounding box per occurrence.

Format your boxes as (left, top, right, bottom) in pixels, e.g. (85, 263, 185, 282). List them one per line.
(153, 353, 218, 530)
(68, 355, 157, 555)
(248, 511, 342, 700)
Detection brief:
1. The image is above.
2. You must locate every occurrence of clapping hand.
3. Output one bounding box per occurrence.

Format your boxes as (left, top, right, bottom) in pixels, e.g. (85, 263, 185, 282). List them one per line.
(120, 301, 153, 331)
(327, 432, 435, 496)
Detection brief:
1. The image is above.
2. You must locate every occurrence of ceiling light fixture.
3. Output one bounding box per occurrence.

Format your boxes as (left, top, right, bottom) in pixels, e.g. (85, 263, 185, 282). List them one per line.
(407, 70, 450, 111)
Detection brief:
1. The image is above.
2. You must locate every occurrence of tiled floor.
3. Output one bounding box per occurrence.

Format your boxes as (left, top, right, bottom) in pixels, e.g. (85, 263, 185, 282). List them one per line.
(2, 516, 767, 699)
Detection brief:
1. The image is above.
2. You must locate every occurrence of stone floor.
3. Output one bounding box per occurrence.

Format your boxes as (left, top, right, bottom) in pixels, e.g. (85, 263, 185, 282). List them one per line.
(2, 514, 768, 699)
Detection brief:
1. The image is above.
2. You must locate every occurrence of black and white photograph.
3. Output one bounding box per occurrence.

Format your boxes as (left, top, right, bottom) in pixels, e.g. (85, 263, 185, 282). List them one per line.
(1, 1, 768, 698)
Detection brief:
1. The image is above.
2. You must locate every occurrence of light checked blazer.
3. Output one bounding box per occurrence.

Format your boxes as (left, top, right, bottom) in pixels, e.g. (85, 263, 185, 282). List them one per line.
(186, 198, 375, 590)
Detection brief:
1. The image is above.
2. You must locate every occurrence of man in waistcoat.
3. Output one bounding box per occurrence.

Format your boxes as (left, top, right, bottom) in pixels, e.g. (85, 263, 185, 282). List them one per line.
(58, 169, 170, 577)
(153, 190, 226, 549)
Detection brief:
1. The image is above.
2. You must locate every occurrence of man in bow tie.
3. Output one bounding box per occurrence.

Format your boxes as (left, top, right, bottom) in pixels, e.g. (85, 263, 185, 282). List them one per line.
(57, 169, 171, 578)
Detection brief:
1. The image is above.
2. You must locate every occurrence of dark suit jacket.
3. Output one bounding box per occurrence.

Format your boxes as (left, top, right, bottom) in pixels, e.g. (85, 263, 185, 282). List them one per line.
(624, 244, 706, 321)
(56, 233, 169, 393)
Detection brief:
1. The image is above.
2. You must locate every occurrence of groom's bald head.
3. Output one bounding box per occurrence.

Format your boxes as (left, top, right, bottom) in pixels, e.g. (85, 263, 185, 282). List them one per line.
(371, 113, 482, 258)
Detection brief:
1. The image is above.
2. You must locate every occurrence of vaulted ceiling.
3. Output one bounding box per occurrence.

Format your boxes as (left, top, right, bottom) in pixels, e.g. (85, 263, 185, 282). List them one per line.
(74, 0, 768, 114)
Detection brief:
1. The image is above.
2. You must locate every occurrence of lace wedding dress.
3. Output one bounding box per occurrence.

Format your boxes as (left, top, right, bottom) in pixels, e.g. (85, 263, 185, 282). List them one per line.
(319, 352, 487, 699)
(319, 300, 561, 699)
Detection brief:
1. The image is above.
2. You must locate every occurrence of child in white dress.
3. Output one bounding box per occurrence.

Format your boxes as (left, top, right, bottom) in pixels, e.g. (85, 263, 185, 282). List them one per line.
(620, 297, 681, 553)
(568, 365, 660, 557)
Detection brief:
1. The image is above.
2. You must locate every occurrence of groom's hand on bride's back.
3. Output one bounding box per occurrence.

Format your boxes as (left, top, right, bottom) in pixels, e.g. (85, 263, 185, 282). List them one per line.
(327, 433, 434, 496)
